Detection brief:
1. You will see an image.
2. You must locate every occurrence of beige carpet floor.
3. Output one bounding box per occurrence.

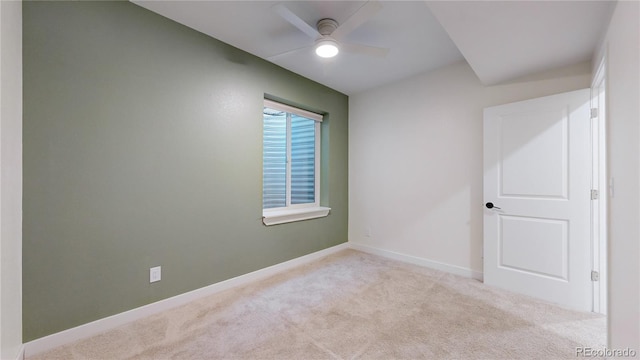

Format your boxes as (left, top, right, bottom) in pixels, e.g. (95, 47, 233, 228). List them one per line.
(29, 249, 606, 360)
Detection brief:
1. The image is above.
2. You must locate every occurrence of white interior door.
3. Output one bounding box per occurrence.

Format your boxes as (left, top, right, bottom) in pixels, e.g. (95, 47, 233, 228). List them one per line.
(483, 89, 592, 312)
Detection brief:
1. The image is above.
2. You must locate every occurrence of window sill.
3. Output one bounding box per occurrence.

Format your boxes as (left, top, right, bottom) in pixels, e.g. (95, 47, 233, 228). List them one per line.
(262, 206, 331, 226)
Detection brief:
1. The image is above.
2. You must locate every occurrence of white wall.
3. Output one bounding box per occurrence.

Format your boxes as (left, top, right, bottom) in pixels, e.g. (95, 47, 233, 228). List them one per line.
(0, 0, 23, 359)
(592, 0, 640, 352)
(349, 60, 590, 275)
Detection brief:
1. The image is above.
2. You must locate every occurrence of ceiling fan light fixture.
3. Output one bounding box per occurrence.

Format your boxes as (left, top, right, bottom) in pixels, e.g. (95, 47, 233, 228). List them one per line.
(315, 39, 339, 58)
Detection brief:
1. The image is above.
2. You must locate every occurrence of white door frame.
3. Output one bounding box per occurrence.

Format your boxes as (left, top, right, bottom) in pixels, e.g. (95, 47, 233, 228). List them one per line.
(591, 53, 608, 315)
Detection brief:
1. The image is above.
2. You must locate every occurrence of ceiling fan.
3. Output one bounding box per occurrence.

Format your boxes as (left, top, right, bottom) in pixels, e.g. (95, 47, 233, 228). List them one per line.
(271, 1, 389, 59)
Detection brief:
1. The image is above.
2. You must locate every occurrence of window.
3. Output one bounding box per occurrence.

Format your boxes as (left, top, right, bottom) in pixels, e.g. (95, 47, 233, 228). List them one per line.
(262, 99, 330, 225)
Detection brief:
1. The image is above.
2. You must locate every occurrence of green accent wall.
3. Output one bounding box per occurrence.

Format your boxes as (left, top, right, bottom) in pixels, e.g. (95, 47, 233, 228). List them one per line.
(22, 1, 348, 341)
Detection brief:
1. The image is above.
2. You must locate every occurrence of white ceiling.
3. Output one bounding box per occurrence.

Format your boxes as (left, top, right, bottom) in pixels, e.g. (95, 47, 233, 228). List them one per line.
(427, 1, 616, 85)
(132, 0, 616, 95)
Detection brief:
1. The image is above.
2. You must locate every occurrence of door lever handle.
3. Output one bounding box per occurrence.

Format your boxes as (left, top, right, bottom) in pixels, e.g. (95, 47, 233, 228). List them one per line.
(485, 202, 501, 210)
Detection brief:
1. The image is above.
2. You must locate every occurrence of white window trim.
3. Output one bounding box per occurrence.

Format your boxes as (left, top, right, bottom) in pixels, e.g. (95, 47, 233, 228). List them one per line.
(263, 99, 329, 225)
(262, 206, 331, 226)
(264, 99, 323, 122)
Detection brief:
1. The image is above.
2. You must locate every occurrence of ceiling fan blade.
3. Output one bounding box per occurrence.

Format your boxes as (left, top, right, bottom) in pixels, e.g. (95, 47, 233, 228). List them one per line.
(331, 0, 382, 41)
(266, 44, 314, 60)
(341, 43, 389, 58)
(273, 3, 321, 40)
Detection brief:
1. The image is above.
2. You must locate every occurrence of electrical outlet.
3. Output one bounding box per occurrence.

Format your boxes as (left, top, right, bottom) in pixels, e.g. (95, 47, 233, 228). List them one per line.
(150, 266, 161, 283)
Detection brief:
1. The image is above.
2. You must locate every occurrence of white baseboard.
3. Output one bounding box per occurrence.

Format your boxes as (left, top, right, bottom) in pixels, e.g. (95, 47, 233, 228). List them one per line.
(16, 345, 25, 360)
(24, 242, 349, 358)
(349, 242, 484, 281)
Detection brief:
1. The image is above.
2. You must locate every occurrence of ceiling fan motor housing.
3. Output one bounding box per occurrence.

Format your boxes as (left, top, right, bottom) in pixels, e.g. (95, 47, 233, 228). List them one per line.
(317, 18, 339, 36)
